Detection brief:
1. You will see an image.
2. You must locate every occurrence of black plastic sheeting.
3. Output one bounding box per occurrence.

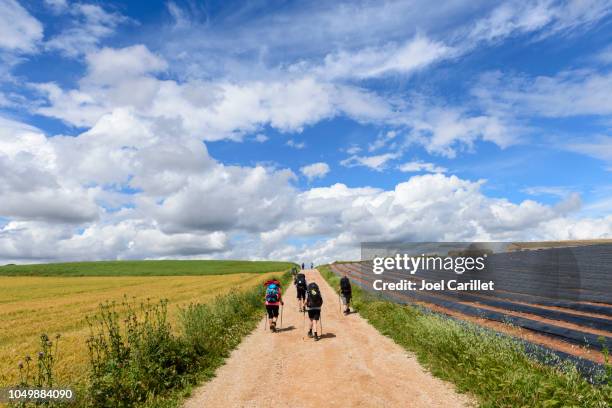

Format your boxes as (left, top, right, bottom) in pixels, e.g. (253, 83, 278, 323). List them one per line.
(477, 291, 612, 316)
(332, 264, 612, 351)
(378, 270, 612, 331)
(331, 264, 608, 383)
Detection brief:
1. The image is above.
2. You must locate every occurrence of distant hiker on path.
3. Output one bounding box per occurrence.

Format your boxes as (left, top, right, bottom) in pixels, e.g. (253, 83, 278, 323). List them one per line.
(339, 274, 352, 315)
(295, 272, 307, 312)
(310, 262, 314, 269)
(301, 262, 305, 270)
(264, 279, 283, 332)
(306, 282, 323, 341)
(291, 266, 298, 284)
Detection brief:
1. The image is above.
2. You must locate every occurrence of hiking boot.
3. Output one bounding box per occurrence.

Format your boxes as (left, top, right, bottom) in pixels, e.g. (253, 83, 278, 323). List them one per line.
(270, 322, 276, 332)
(314, 332, 319, 341)
(307, 329, 313, 338)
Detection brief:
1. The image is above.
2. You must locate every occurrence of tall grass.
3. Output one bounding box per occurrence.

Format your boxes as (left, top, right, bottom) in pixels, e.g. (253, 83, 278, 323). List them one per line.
(320, 265, 612, 408)
(80, 272, 289, 407)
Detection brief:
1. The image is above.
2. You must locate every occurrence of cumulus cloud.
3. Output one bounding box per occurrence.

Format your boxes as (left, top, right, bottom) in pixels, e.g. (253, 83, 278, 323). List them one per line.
(0, 116, 99, 223)
(31, 45, 393, 138)
(300, 162, 330, 181)
(0, 0, 43, 52)
(2, 2, 612, 265)
(1, 114, 611, 264)
(260, 174, 612, 263)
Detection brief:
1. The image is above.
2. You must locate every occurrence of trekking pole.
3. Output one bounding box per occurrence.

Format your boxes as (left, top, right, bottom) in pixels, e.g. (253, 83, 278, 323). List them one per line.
(264, 313, 268, 331)
(280, 304, 284, 329)
(302, 309, 306, 341)
(338, 294, 342, 316)
(320, 312, 323, 336)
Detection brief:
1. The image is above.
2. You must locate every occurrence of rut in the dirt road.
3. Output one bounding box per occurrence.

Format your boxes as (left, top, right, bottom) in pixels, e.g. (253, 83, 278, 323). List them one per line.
(183, 269, 474, 408)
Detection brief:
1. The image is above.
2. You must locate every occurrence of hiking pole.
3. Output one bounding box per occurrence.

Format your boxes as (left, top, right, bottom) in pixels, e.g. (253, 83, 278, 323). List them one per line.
(264, 313, 268, 331)
(319, 312, 323, 336)
(302, 309, 306, 341)
(338, 294, 342, 316)
(280, 304, 284, 329)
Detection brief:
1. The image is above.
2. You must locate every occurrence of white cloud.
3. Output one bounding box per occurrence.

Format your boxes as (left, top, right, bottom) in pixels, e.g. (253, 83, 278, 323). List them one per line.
(85, 45, 168, 84)
(467, 0, 612, 44)
(369, 130, 398, 152)
(474, 70, 612, 118)
(1, 112, 612, 264)
(44, 0, 68, 13)
(0, 116, 99, 223)
(0, 0, 43, 52)
(522, 186, 573, 197)
(405, 105, 515, 157)
(300, 162, 330, 181)
(308, 34, 454, 80)
(286, 139, 306, 149)
(254, 134, 269, 143)
(45, 3, 128, 57)
(398, 160, 446, 173)
(340, 152, 399, 171)
(31, 47, 393, 139)
(566, 135, 612, 161)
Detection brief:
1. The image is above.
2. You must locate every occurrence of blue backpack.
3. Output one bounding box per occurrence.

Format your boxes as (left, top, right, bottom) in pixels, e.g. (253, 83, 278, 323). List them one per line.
(266, 284, 280, 303)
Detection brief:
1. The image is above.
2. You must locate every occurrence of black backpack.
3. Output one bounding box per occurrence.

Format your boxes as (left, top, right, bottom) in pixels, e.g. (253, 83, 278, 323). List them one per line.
(340, 277, 351, 293)
(307, 282, 323, 308)
(296, 273, 307, 289)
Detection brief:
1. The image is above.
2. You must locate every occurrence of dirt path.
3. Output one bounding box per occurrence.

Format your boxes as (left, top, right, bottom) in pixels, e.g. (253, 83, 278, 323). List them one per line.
(184, 269, 474, 408)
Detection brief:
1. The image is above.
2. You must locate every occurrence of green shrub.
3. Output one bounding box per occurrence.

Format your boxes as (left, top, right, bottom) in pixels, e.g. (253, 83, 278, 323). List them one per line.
(82, 272, 289, 407)
(85, 297, 197, 407)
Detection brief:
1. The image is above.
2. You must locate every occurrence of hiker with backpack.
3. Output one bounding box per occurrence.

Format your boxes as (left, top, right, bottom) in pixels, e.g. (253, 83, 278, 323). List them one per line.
(339, 274, 352, 315)
(295, 272, 307, 312)
(306, 282, 323, 341)
(264, 279, 284, 332)
(291, 266, 298, 285)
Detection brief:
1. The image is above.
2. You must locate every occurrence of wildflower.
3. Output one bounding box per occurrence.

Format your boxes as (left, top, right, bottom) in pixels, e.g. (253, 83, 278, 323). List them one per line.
(18, 361, 24, 369)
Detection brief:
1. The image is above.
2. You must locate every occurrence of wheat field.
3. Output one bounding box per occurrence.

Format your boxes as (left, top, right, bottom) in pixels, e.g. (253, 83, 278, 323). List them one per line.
(0, 272, 281, 387)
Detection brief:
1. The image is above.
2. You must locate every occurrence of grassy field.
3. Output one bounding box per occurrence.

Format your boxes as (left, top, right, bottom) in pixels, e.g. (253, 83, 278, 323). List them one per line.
(0, 269, 286, 388)
(0, 260, 293, 276)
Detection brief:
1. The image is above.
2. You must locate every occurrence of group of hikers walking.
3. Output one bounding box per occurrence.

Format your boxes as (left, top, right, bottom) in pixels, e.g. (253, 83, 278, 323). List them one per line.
(263, 264, 352, 341)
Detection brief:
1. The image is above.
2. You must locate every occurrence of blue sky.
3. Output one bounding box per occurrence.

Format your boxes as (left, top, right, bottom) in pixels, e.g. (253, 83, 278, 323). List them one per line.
(1, 0, 612, 263)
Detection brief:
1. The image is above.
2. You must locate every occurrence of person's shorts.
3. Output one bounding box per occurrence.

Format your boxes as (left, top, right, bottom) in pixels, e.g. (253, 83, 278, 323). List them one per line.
(307, 309, 321, 321)
(266, 305, 279, 318)
(297, 287, 306, 300)
(341, 293, 352, 305)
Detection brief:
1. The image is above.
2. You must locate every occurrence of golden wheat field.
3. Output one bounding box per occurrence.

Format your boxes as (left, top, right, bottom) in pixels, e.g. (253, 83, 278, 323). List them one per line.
(0, 272, 280, 388)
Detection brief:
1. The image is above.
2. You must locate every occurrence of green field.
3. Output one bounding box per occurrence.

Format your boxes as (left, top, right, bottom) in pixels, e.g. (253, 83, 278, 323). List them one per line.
(0, 260, 294, 276)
